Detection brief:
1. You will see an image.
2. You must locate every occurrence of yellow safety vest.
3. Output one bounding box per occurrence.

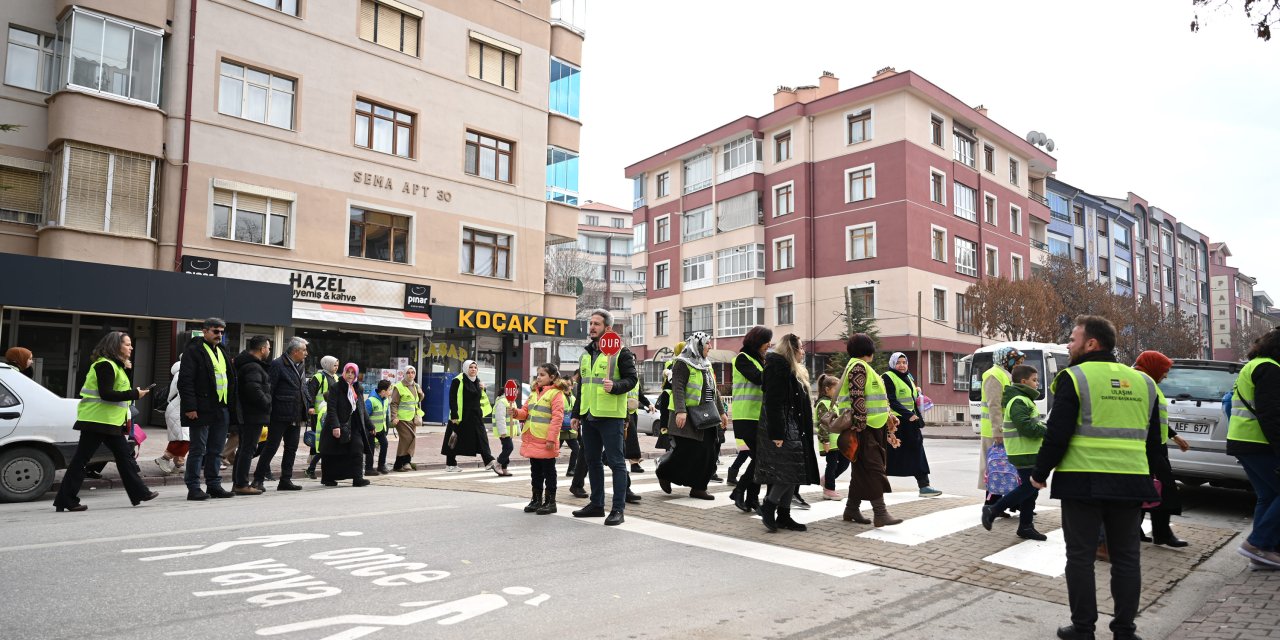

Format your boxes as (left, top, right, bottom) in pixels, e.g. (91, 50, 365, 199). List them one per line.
(1001, 394, 1042, 458)
(980, 365, 1012, 438)
(453, 374, 492, 421)
(1053, 362, 1156, 475)
(203, 342, 228, 404)
(312, 372, 332, 432)
(394, 381, 422, 421)
(815, 397, 838, 448)
(836, 358, 889, 429)
(367, 395, 387, 433)
(525, 388, 563, 440)
(885, 371, 919, 413)
(579, 351, 627, 418)
(731, 352, 764, 422)
(667, 364, 711, 412)
(77, 357, 130, 427)
(1228, 357, 1280, 445)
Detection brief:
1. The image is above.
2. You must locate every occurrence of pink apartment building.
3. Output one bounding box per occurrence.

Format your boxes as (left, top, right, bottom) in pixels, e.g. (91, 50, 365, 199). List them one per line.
(624, 68, 1057, 410)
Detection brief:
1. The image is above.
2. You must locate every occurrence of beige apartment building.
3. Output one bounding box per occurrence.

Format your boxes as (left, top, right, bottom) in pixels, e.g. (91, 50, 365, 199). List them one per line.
(0, 0, 585, 422)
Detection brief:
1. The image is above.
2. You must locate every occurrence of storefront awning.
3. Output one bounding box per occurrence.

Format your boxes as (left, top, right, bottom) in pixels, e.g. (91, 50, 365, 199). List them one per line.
(293, 302, 432, 333)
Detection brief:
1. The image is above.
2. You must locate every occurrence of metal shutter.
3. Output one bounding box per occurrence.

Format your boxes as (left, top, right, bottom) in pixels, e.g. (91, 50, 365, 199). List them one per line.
(108, 153, 152, 237)
(467, 39, 482, 78)
(403, 14, 419, 56)
(64, 145, 109, 232)
(359, 0, 376, 42)
(501, 51, 518, 90)
(0, 166, 47, 223)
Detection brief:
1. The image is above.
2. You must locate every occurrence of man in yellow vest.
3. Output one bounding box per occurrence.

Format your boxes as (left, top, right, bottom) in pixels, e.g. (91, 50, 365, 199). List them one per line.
(177, 317, 239, 501)
(1030, 316, 1161, 640)
(570, 308, 638, 526)
(1227, 327, 1280, 569)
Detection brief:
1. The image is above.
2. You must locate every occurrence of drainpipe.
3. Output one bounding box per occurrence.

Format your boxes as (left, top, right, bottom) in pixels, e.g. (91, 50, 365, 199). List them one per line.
(806, 115, 816, 371)
(171, 0, 198, 366)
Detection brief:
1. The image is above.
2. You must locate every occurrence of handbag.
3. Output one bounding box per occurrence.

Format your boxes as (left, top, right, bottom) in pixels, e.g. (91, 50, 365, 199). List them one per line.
(303, 428, 315, 448)
(686, 403, 720, 429)
(1141, 477, 1163, 509)
(836, 429, 860, 463)
(130, 422, 148, 446)
(447, 431, 458, 449)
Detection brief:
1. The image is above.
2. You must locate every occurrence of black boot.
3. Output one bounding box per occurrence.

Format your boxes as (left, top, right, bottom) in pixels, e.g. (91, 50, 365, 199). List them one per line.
(776, 502, 807, 531)
(760, 499, 779, 532)
(1152, 513, 1188, 547)
(524, 488, 543, 513)
(536, 490, 557, 515)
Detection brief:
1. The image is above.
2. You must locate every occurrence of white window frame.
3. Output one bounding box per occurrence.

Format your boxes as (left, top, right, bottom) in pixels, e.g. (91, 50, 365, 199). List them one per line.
(56, 8, 166, 107)
(654, 309, 669, 337)
(932, 286, 948, 322)
(1010, 253, 1024, 281)
(716, 298, 764, 338)
(775, 292, 795, 326)
(847, 284, 878, 319)
(1009, 204, 1022, 235)
(772, 180, 795, 217)
(632, 221, 646, 252)
(844, 163, 876, 203)
(654, 259, 671, 290)
(209, 180, 297, 249)
(681, 253, 714, 290)
(629, 313, 645, 346)
(683, 152, 713, 194)
(716, 243, 765, 284)
(929, 167, 947, 205)
(953, 181, 977, 222)
(955, 237, 978, 277)
(930, 225, 948, 262)
(953, 131, 976, 168)
(773, 235, 795, 271)
(682, 303, 714, 336)
(653, 214, 670, 244)
(5, 26, 55, 94)
(984, 244, 1000, 278)
(1009, 157, 1020, 186)
(681, 205, 714, 243)
(218, 59, 296, 130)
(982, 191, 998, 226)
(721, 134, 761, 176)
(845, 222, 876, 261)
(845, 104, 874, 145)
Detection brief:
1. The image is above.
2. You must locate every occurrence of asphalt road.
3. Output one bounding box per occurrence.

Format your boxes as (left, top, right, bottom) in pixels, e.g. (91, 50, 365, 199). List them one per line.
(0, 440, 1256, 640)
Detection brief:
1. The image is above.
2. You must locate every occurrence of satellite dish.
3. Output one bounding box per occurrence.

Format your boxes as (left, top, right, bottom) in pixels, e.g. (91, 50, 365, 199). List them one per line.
(1045, 139, 1055, 152)
(1025, 131, 1038, 143)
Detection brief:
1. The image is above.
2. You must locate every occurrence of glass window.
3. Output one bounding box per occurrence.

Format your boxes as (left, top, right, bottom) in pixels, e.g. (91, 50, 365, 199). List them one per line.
(716, 191, 758, 232)
(930, 171, 945, 204)
(1160, 365, 1237, 403)
(774, 237, 794, 270)
(716, 299, 764, 338)
(716, 243, 765, 284)
(848, 225, 875, 260)
(777, 295, 794, 325)
(983, 144, 995, 172)
(628, 313, 645, 346)
(356, 99, 414, 158)
(1009, 205, 1022, 235)
(682, 254, 713, 290)
(931, 228, 947, 261)
(985, 246, 998, 277)
(655, 310, 668, 336)
(1048, 233, 1071, 257)
(5, 27, 54, 93)
(721, 135, 760, 173)
(466, 130, 513, 182)
(847, 109, 872, 144)
(983, 195, 997, 225)
(953, 133, 975, 167)
(468, 35, 519, 91)
(774, 183, 793, 217)
(57, 10, 163, 105)
(0, 165, 49, 225)
(682, 304, 713, 336)
(49, 143, 155, 237)
(1048, 192, 1070, 222)
(848, 286, 875, 317)
(956, 294, 976, 334)
(549, 57, 581, 118)
(683, 153, 712, 194)
(1115, 224, 1131, 248)
(460, 227, 512, 278)
(545, 146, 579, 205)
(632, 222, 646, 253)
(1116, 259, 1132, 285)
(1009, 158, 1019, 186)
(930, 115, 944, 147)
(847, 167, 874, 202)
(681, 206, 713, 242)
(219, 60, 295, 129)
(929, 352, 946, 385)
(656, 172, 669, 197)
(360, 0, 421, 56)
(1011, 255, 1024, 281)
(955, 237, 977, 276)
(774, 131, 791, 162)
(348, 206, 410, 264)
(654, 216, 670, 243)
(248, 0, 300, 16)
(953, 182, 977, 222)
(933, 288, 946, 321)
(655, 262, 669, 289)
(212, 187, 291, 247)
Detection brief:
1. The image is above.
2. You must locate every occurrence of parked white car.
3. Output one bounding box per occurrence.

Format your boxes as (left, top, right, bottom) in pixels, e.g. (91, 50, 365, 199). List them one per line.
(636, 394, 663, 436)
(0, 362, 111, 502)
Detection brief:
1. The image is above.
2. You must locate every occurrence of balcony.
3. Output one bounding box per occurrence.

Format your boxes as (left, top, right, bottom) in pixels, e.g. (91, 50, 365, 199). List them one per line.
(633, 197, 646, 209)
(717, 161, 764, 185)
(1027, 191, 1049, 207)
(1030, 238, 1048, 251)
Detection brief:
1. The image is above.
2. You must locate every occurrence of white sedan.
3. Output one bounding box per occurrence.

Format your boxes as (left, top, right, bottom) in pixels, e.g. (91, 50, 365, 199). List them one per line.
(0, 363, 114, 502)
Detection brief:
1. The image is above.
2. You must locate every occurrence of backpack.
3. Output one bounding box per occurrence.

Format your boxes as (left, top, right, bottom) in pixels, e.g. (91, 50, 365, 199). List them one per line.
(985, 443, 1021, 496)
(1221, 390, 1232, 420)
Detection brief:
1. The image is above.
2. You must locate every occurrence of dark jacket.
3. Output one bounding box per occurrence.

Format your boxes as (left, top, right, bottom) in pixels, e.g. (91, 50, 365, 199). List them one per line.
(320, 377, 373, 457)
(1031, 350, 1161, 502)
(233, 350, 272, 426)
(754, 352, 819, 486)
(1001, 382, 1047, 468)
(177, 336, 237, 427)
(666, 360, 724, 440)
(444, 376, 490, 457)
(732, 350, 765, 443)
(74, 357, 140, 435)
(267, 355, 308, 425)
(571, 338, 638, 421)
(1226, 360, 1280, 457)
(883, 369, 931, 478)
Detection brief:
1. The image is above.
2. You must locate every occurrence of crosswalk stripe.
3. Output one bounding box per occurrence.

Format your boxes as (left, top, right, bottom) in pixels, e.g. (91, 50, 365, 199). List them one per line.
(856, 504, 982, 546)
(983, 529, 1067, 577)
(497, 502, 878, 578)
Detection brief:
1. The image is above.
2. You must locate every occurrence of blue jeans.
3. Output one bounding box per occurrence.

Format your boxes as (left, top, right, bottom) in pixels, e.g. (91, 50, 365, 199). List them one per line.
(581, 416, 628, 511)
(1237, 453, 1280, 550)
(823, 450, 850, 490)
(186, 407, 230, 491)
(991, 467, 1040, 530)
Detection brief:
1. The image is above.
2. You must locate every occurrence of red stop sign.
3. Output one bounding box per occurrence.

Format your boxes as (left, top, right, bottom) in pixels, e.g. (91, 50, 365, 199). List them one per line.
(504, 380, 519, 403)
(599, 330, 622, 356)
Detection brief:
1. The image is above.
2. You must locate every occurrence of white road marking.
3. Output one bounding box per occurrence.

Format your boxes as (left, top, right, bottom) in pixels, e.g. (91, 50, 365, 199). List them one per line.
(857, 504, 985, 546)
(498, 502, 877, 578)
(984, 529, 1067, 577)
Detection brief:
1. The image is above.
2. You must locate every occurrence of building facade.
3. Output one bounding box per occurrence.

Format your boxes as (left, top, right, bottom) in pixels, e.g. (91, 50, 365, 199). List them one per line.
(624, 69, 1057, 410)
(1044, 178, 1138, 297)
(0, 0, 587, 421)
(1208, 243, 1263, 360)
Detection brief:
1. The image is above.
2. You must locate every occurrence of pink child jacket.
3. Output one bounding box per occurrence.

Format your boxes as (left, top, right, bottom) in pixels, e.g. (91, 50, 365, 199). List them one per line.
(512, 387, 563, 459)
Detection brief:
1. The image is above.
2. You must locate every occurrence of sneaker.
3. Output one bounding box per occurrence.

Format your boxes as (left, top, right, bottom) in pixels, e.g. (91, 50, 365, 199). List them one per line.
(303, 469, 316, 480)
(1239, 541, 1280, 568)
(446, 466, 462, 473)
(822, 488, 842, 500)
(1250, 559, 1279, 571)
(154, 456, 176, 475)
(791, 494, 811, 510)
(918, 486, 943, 498)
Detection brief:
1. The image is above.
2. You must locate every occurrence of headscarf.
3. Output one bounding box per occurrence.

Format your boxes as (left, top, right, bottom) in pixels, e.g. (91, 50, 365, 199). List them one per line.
(886, 351, 913, 388)
(5, 347, 32, 370)
(320, 355, 339, 375)
(889, 352, 908, 370)
(462, 360, 478, 382)
(1134, 351, 1173, 383)
(676, 332, 713, 373)
(343, 363, 359, 409)
(994, 347, 1026, 372)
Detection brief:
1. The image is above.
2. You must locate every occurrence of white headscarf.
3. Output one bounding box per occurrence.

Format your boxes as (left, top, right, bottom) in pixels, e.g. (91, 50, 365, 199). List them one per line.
(462, 360, 478, 382)
(320, 355, 339, 376)
(676, 332, 713, 373)
(889, 352, 908, 369)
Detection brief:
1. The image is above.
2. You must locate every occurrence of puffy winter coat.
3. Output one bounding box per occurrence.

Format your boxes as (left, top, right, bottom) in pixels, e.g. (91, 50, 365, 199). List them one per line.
(163, 360, 188, 441)
(753, 352, 819, 486)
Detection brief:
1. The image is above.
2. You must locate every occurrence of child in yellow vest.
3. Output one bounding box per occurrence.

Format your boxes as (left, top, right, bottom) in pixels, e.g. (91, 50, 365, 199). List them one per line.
(815, 374, 846, 501)
(511, 363, 568, 515)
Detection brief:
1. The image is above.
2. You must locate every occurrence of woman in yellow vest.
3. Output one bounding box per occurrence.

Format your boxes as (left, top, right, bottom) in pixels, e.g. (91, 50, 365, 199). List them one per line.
(53, 331, 159, 512)
(883, 352, 941, 498)
(838, 333, 904, 527)
(512, 363, 570, 514)
(390, 365, 424, 472)
(304, 355, 339, 479)
(728, 327, 772, 513)
(1228, 328, 1280, 569)
(1133, 351, 1189, 548)
(443, 360, 498, 473)
(656, 332, 727, 499)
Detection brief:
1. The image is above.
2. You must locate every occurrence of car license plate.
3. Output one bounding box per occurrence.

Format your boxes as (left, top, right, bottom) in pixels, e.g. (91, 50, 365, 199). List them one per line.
(1172, 422, 1211, 435)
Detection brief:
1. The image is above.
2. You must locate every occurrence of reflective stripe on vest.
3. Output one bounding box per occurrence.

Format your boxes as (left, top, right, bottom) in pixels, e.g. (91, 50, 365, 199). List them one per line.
(313, 372, 332, 433)
(1228, 357, 1279, 445)
(979, 366, 1012, 438)
(203, 343, 228, 404)
(394, 382, 421, 421)
(580, 351, 626, 418)
(815, 397, 840, 448)
(454, 374, 493, 420)
(526, 388, 563, 440)
(78, 357, 130, 426)
(731, 352, 764, 422)
(667, 366, 710, 412)
(836, 359, 889, 429)
(1001, 394, 1042, 458)
(1054, 362, 1155, 475)
(367, 395, 387, 432)
(885, 372, 918, 413)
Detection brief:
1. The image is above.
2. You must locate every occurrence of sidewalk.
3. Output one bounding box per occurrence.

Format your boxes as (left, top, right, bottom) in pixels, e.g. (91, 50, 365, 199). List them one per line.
(1170, 565, 1280, 639)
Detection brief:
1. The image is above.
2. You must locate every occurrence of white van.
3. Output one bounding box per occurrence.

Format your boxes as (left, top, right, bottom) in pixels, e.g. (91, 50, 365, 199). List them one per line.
(963, 341, 1070, 434)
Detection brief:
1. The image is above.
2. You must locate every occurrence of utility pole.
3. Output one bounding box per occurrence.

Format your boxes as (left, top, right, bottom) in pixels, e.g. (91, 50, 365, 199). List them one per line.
(916, 290, 923, 378)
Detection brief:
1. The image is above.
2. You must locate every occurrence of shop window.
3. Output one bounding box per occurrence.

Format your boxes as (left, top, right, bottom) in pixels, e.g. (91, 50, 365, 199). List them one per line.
(49, 143, 155, 237)
(348, 206, 410, 263)
(461, 227, 512, 279)
(356, 98, 415, 158)
(212, 186, 291, 247)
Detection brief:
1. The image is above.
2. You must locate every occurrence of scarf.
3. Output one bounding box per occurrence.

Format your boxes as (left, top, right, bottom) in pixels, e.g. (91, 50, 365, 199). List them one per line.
(343, 363, 359, 410)
(462, 360, 478, 382)
(676, 332, 713, 373)
(5, 347, 32, 370)
(1133, 351, 1173, 383)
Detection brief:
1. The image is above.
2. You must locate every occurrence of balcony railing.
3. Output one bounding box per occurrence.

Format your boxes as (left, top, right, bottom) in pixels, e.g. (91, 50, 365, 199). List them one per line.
(632, 197, 646, 209)
(1030, 238, 1048, 251)
(1027, 191, 1050, 207)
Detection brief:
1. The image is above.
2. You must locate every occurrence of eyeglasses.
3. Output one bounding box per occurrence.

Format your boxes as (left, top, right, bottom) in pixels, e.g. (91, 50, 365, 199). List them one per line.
(209, 329, 224, 335)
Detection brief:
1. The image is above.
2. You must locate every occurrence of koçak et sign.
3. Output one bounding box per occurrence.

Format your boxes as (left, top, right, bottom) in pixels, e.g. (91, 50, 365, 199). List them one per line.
(182, 255, 430, 313)
(431, 306, 587, 339)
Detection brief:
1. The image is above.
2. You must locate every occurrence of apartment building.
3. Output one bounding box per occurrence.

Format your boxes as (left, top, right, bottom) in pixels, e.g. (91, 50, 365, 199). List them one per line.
(0, 0, 587, 420)
(624, 69, 1057, 409)
(1045, 178, 1138, 296)
(1208, 243, 1261, 360)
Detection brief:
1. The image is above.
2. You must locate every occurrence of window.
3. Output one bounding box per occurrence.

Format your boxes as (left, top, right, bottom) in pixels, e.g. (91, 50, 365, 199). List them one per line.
(611, 296, 624, 309)
(953, 182, 977, 222)
(681, 206, 713, 242)
(955, 237, 977, 276)
(1009, 204, 1022, 235)
(349, 206, 410, 264)
(930, 115, 944, 147)
(5, 27, 54, 93)
(721, 135, 761, 174)
(546, 146, 578, 204)
(848, 286, 875, 317)
(212, 187, 291, 247)
(1072, 204, 1085, 227)
(656, 172, 670, 198)
(49, 143, 155, 237)
(1010, 254, 1024, 281)
(1115, 224, 1130, 248)
(956, 294, 976, 334)
(1048, 233, 1071, 257)
(1163, 265, 1175, 290)
(847, 224, 875, 260)
(248, 0, 300, 15)
(985, 245, 998, 277)
(654, 215, 670, 243)
(1136, 254, 1147, 282)
(683, 304, 713, 336)
(549, 57, 581, 118)
(655, 261, 670, 289)
(462, 130, 515, 182)
(983, 194, 997, 225)
(846, 108, 872, 144)
(584, 215, 599, 226)
(773, 237, 794, 271)
(611, 218, 625, 229)
(773, 182, 794, 217)
(1161, 231, 1173, 254)
(611, 269, 624, 282)
(983, 144, 995, 173)
(632, 221, 647, 252)
(683, 153, 712, 194)
(219, 60, 295, 129)
(682, 253, 713, 290)
(1099, 256, 1110, 277)
(610, 237, 630, 255)
(774, 131, 792, 162)
(360, 0, 421, 55)
(929, 352, 946, 385)
(954, 355, 969, 391)
(846, 164, 875, 202)
(460, 227, 511, 277)
(930, 170, 946, 204)
(655, 310, 669, 336)
(629, 313, 645, 346)
(55, 9, 163, 105)
(931, 227, 947, 262)
(0, 164, 48, 225)
(717, 299, 765, 338)
(777, 295, 794, 325)
(953, 132, 975, 168)
(1073, 247, 1085, 265)
(716, 243, 765, 284)
(467, 31, 519, 90)
(1097, 216, 1109, 238)
(1008, 158, 1019, 186)
(633, 174, 645, 208)
(1048, 192, 1070, 222)
(1116, 259, 1132, 285)
(933, 288, 947, 321)
(355, 99, 414, 158)
(716, 191, 758, 232)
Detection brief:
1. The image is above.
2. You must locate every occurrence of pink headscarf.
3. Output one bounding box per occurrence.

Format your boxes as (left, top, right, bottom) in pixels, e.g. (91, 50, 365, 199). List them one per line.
(343, 363, 360, 408)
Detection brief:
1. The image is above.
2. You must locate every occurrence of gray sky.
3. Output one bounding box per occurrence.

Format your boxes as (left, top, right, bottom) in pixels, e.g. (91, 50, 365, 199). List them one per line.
(577, 0, 1280, 294)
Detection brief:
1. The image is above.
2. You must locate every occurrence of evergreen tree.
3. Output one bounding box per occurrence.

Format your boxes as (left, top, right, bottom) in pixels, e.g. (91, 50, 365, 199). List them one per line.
(825, 294, 889, 377)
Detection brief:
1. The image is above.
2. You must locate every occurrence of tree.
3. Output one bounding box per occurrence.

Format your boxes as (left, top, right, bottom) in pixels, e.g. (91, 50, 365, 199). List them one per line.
(824, 293, 888, 377)
(1191, 0, 1279, 41)
(1230, 317, 1273, 360)
(964, 277, 1064, 343)
(1039, 255, 1130, 342)
(543, 246, 604, 319)
(1113, 299, 1201, 363)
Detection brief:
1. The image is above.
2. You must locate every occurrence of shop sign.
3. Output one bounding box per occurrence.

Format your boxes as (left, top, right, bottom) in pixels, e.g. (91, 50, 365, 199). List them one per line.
(432, 306, 587, 339)
(182, 255, 430, 313)
(352, 170, 453, 203)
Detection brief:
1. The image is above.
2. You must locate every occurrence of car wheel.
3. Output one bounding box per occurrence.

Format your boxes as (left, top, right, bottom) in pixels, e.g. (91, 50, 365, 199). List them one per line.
(0, 447, 56, 503)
